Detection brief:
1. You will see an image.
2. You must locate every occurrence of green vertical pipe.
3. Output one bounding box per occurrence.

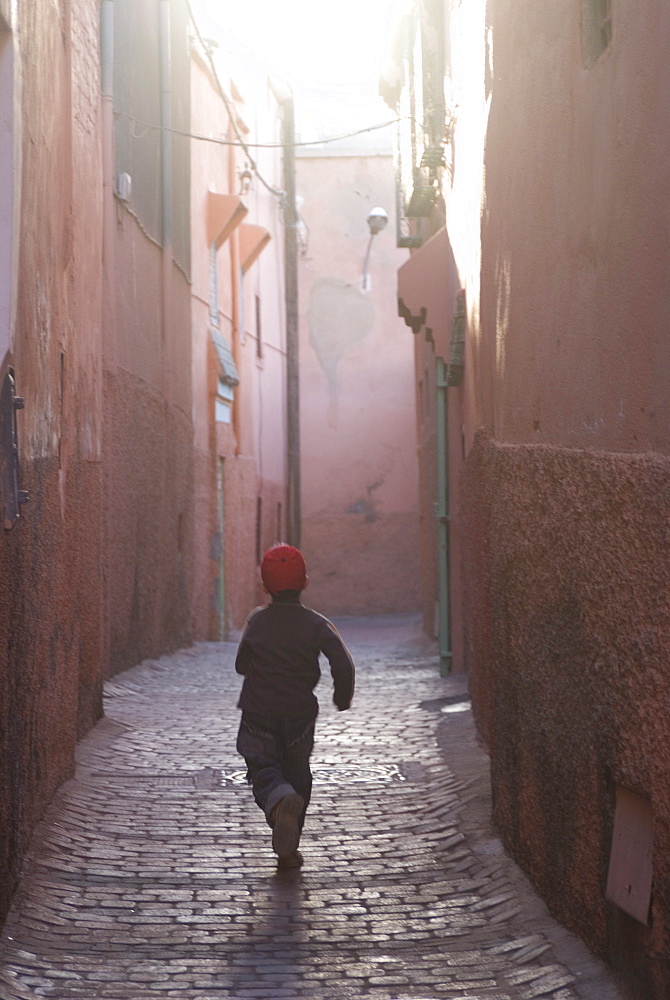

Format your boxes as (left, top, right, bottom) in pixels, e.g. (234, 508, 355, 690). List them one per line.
(436, 356, 452, 675)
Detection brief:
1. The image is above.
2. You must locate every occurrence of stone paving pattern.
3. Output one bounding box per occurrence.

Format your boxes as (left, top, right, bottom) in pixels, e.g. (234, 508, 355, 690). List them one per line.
(0, 615, 624, 1000)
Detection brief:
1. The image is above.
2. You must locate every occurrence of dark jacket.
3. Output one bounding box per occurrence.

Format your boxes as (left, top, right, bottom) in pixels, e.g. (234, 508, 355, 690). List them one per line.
(235, 596, 355, 718)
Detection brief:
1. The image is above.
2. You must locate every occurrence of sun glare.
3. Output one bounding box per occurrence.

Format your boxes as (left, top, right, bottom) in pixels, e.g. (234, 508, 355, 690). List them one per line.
(193, 0, 396, 88)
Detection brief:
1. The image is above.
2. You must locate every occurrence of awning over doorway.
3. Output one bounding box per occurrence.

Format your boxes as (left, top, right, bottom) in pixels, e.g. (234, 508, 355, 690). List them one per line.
(239, 224, 271, 273)
(397, 226, 453, 358)
(207, 192, 247, 248)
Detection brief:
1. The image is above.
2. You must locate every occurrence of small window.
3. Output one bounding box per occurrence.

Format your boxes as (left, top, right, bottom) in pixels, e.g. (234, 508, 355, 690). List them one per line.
(215, 381, 234, 424)
(583, 0, 612, 67)
(208, 245, 219, 325)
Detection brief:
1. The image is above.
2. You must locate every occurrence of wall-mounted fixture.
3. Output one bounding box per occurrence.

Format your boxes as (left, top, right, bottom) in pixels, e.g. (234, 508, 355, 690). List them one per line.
(116, 172, 132, 202)
(238, 165, 253, 196)
(1, 367, 29, 530)
(361, 206, 388, 293)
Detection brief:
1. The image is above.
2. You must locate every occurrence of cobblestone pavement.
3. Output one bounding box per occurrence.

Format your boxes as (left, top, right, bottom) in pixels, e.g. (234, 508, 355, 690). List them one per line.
(0, 614, 623, 1000)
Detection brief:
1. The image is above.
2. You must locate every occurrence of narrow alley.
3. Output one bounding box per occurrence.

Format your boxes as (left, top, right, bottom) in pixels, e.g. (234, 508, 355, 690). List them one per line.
(0, 616, 621, 1000)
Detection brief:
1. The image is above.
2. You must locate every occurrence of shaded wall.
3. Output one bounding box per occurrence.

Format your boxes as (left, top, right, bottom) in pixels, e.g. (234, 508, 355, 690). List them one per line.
(297, 152, 420, 615)
(468, 1, 670, 994)
(465, 435, 670, 996)
(0, 0, 104, 924)
(104, 0, 194, 673)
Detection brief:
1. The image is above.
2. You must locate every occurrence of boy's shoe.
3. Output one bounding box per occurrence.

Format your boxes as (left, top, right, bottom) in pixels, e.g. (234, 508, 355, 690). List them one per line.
(271, 792, 304, 858)
(277, 849, 303, 871)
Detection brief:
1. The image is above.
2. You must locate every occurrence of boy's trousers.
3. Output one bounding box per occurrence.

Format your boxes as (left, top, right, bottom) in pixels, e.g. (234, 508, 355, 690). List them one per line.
(236, 712, 315, 829)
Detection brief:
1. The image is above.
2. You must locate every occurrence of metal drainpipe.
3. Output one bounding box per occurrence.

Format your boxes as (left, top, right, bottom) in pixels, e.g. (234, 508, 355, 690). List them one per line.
(436, 356, 452, 676)
(159, 0, 172, 393)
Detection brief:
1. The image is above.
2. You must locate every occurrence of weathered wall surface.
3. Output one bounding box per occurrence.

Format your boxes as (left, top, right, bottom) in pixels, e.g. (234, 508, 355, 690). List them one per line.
(481, 0, 670, 455)
(0, 0, 104, 924)
(297, 152, 420, 615)
(104, 0, 194, 674)
(104, 248, 194, 674)
(465, 435, 670, 996)
(471, 1, 670, 994)
(189, 38, 289, 637)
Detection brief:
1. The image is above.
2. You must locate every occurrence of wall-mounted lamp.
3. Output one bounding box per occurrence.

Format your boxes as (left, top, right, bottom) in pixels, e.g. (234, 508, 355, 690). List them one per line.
(361, 206, 388, 292)
(238, 166, 253, 196)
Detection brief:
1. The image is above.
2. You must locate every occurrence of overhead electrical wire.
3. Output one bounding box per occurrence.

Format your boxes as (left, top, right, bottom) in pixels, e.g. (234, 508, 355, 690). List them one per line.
(114, 0, 401, 205)
(113, 110, 399, 152)
(186, 0, 285, 200)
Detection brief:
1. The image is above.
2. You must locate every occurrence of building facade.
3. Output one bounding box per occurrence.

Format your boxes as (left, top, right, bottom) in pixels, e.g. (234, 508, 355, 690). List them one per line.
(190, 21, 290, 636)
(296, 119, 421, 616)
(0, 0, 105, 925)
(102, 0, 195, 674)
(0, 0, 291, 927)
(384, 0, 670, 995)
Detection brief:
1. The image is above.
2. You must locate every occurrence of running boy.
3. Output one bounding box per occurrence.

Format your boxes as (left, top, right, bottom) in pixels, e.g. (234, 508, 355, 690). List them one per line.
(235, 544, 355, 870)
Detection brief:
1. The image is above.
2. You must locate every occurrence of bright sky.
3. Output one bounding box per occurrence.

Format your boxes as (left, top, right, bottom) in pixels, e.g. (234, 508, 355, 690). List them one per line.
(190, 0, 399, 145)
(192, 0, 397, 89)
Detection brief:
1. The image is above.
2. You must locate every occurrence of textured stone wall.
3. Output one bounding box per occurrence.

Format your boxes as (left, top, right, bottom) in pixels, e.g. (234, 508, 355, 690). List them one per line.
(0, 0, 104, 925)
(464, 432, 670, 996)
(103, 0, 195, 673)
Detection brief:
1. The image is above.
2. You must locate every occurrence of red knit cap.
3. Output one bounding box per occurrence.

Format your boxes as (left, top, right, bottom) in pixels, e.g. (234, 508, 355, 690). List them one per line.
(261, 544, 307, 594)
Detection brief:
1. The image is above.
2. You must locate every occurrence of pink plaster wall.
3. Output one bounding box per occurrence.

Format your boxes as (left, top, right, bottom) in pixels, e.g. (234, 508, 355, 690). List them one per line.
(387, 0, 670, 989)
(464, 436, 670, 996)
(0, 0, 104, 925)
(297, 152, 421, 615)
(190, 46, 288, 636)
(405, 230, 467, 666)
(481, 0, 670, 453)
(104, 222, 194, 673)
(466, 1, 670, 993)
(103, 1, 195, 673)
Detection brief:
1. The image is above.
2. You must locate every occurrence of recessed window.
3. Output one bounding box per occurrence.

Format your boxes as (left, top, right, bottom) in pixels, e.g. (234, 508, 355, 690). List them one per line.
(215, 380, 234, 424)
(583, 0, 612, 67)
(208, 245, 219, 325)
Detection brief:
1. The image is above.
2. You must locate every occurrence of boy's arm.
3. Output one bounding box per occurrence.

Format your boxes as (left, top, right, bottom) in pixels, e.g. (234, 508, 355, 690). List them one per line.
(235, 638, 251, 676)
(235, 609, 260, 675)
(320, 622, 355, 711)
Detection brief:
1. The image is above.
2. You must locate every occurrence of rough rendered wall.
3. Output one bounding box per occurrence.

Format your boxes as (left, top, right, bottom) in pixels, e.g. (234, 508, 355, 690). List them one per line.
(0, 0, 103, 925)
(467, 1, 670, 994)
(297, 153, 420, 615)
(104, 0, 194, 674)
(105, 244, 194, 674)
(465, 435, 670, 996)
